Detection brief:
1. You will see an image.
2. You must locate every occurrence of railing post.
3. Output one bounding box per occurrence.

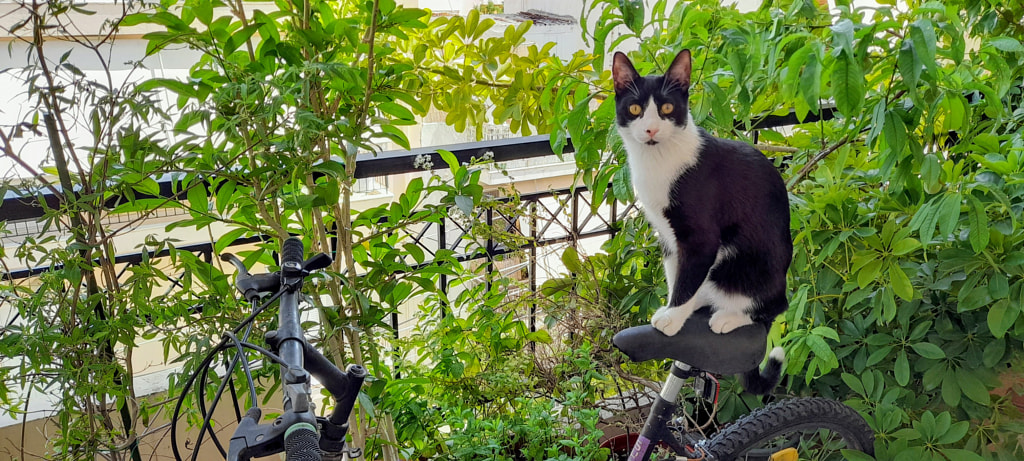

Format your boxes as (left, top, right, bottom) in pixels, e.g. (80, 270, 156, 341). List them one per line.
(529, 201, 538, 335)
(438, 216, 448, 318)
(571, 189, 580, 248)
(485, 206, 494, 292)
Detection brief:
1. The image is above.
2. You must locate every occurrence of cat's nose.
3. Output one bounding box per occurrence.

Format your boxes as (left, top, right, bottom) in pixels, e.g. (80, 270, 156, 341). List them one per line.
(646, 128, 659, 138)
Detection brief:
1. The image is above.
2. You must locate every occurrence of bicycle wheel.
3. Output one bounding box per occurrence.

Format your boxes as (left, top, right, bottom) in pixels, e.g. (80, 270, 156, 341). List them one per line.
(705, 397, 874, 461)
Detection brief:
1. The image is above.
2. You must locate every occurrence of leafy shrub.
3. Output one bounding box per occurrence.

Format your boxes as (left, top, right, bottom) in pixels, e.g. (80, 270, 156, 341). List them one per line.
(549, 1, 1024, 459)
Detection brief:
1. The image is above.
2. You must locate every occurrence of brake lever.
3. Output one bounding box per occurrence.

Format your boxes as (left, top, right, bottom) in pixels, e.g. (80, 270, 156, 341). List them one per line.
(222, 253, 280, 302)
(221, 253, 250, 276)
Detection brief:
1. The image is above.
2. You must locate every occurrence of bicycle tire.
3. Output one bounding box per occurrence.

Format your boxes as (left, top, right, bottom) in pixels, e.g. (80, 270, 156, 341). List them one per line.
(705, 397, 874, 461)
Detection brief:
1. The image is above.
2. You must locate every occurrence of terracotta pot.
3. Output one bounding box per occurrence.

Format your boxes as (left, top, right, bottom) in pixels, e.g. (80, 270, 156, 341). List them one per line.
(993, 371, 1024, 414)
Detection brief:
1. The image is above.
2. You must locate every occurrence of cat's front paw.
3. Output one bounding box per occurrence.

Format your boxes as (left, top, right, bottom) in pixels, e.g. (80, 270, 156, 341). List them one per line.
(651, 306, 689, 336)
(709, 310, 753, 334)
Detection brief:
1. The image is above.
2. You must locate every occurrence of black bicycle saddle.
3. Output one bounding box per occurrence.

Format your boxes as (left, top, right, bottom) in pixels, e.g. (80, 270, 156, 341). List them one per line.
(612, 306, 768, 375)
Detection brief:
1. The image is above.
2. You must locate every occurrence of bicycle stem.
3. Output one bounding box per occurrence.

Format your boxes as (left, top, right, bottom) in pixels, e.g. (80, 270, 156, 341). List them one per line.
(223, 240, 365, 461)
(278, 264, 312, 414)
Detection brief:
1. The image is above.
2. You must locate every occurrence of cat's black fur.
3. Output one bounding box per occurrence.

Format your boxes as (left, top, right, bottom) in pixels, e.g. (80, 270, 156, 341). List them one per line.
(612, 49, 792, 395)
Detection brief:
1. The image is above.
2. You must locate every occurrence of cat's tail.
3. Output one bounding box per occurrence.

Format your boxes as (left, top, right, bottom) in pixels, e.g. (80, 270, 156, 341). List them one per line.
(740, 347, 785, 395)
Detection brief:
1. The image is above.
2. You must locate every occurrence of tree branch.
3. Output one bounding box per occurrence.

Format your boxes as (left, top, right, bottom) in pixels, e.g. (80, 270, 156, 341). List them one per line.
(787, 136, 852, 190)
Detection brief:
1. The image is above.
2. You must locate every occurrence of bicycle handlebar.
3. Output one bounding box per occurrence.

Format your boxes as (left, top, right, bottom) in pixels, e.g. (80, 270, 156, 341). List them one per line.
(281, 237, 305, 270)
(285, 423, 323, 461)
(198, 237, 366, 461)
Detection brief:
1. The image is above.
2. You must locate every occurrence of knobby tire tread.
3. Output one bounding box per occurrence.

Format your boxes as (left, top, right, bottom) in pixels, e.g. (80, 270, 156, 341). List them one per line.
(706, 397, 874, 460)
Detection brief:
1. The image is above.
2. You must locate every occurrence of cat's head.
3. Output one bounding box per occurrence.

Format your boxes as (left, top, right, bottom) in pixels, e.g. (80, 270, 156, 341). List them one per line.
(612, 49, 693, 147)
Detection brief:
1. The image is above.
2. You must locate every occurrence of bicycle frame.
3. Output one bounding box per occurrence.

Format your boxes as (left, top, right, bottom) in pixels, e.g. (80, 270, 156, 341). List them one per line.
(627, 361, 717, 461)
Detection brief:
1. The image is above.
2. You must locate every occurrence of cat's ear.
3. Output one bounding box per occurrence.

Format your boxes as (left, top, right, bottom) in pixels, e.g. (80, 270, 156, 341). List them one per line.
(667, 49, 692, 91)
(612, 52, 640, 93)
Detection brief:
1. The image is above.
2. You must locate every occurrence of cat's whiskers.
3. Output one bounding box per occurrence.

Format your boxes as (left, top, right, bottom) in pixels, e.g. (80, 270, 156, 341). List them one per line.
(662, 78, 682, 94)
(628, 80, 642, 98)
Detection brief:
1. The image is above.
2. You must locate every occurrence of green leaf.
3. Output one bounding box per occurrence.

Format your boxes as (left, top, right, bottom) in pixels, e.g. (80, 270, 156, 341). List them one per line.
(619, 0, 645, 34)
(831, 49, 864, 117)
(187, 183, 209, 215)
(882, 110, 907, 162)
(454, 195, 474, 217)
(909, 19, 937, 75)
(357, 391, 376, 419)
(380, 124, 411, 150)
(194, 0, 213, 25)
(612, 165, 633, 202)
(525, 329, 552, 344)
(403, 243, 425, 264)
(561, 247, 584, 274)
(857, 258, 882, 288)
(989, 272, 1009, 299)
(894, 349, 910, 386)
(566, 96, 593, 147)
(890, 237, 920, 256)
(866, 100, 887, 146)
(438, 149, 459, 170)
(939, 450, 984, 461)
(224, 23, 262, 55)
(135, 78, 195, 97)
(379, 101, 415, 121)
(131, 177, 161, 197)
(989, 36, 1024, 53)
(842, 372, 866, 396)
(983, 337, 1005, 367)
(840, 450, 876, 461)
(867, 345, 893, 367)
(936, 193, 962, 241)
(216, 224, 246, 251)
(890, 263, 914, 301)
(800, 50, 822, 111)
(956, 368, 990, 405)
(911, 342, 945, 360)
(938, 420, 971, 444)
(120, 12, 151, 27)
(830, 19, 855, 55)
(966, 194, 990, 252)
(987, 299, 1019, 338)
(920, 154, 941, 194)
(898, 39, 921, 91)
(942, 369, 961, 407)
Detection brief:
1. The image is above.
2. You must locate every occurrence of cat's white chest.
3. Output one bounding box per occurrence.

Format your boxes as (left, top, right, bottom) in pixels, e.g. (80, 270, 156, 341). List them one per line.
(619, 112, 702, 240)
(630, 153, 681, 239)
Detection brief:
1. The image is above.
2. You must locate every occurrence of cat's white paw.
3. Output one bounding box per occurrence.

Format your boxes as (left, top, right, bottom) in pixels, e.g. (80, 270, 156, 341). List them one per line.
(651, 306, 689, 336)
(709, 310, 753, 334)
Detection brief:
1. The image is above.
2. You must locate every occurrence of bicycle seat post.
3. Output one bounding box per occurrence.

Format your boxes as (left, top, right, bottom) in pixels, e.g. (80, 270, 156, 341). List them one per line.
(627, 362, 701, 461)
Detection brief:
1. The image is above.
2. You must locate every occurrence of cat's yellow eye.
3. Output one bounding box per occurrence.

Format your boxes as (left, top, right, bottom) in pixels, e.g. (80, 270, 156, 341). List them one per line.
(628, 104, 642, 116)
(661, 103, 674, 114)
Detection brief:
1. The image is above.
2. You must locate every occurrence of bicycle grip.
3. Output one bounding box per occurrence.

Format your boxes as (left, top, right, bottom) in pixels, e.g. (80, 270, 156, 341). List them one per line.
(284, 422, 322, 461)
(281, 237, 304, 267)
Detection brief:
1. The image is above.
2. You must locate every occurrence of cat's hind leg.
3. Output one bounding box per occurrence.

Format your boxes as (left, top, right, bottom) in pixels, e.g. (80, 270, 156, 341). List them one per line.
(703, 282, 755, 334)
(709, 309, 754, 334)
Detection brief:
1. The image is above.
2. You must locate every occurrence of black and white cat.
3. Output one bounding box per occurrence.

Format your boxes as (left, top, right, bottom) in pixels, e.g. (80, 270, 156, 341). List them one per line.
(612, 49, 792, 394)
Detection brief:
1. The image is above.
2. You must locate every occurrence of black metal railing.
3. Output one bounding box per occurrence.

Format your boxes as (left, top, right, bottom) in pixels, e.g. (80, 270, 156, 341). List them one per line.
(1, 135, 584, 279)
(1, 101, 830, 284)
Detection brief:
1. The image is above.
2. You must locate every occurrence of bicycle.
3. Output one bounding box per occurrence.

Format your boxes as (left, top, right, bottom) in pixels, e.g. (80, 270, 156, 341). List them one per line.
(171, 237, 367, 461)
(612, 307, 876, 461)
(172, 237, 873, 461)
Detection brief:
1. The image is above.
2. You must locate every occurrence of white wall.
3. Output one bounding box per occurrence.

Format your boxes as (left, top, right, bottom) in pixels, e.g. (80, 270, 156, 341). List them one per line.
(418, 0, 497, 14)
